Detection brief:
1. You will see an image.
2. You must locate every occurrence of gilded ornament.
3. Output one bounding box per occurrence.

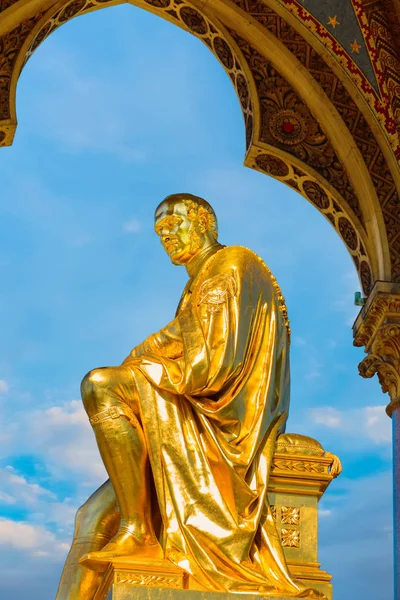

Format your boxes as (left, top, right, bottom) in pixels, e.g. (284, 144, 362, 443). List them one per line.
(269, 109, 308, 146)
(360, 261, 372, 295)
(281, 507, 301, 526)
(327, 16, 340, 29)
(281, 528, 301, 548)
(272, 458, 327, 475)
(115, 573, 182, 588)
(197, 273, 237, 314)
(302, 181, 330, 210)
(338, 217, 358, 252)
(56, 193, 323, 599)
(270, 505, 277, 521)
(213, 36, 234, 69)
(255, 154, 289, 177)
(180, 7, 208, 35)
(350, 39, 361, 54)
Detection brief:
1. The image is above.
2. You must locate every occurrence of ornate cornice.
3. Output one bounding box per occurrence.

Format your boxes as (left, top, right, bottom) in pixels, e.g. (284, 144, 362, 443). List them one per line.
(354, 281, 400, 416)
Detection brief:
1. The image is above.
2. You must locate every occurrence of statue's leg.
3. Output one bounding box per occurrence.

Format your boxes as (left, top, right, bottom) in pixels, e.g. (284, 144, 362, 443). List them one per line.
(79, 366, 163, 571)
(56, 480, 119, 600)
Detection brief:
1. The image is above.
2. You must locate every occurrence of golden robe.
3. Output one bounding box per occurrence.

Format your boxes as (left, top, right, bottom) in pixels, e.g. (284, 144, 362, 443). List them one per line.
(122, 245, 310, 595)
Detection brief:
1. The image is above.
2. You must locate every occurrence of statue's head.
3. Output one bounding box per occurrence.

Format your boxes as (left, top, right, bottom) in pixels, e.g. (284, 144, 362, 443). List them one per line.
(154, 193, 218, 265)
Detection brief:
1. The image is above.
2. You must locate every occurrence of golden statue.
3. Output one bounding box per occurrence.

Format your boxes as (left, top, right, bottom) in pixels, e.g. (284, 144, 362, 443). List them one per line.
(56, 194, 326, 599)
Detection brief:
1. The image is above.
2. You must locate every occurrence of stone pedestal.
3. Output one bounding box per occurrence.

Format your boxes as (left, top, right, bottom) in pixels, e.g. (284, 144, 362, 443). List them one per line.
(112, 585, 315, 600)
(92, 434, 340, 600)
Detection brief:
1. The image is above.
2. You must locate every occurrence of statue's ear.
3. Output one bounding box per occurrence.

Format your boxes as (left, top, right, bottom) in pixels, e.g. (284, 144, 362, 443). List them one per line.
(198, 213, 208, 233)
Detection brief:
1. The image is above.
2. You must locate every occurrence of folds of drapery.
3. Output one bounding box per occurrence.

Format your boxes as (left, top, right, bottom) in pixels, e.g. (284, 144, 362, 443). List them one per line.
(122, 246, 319, 597)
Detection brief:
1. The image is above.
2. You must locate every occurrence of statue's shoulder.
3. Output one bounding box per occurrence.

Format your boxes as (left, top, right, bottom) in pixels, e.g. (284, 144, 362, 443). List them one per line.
(211, 245, 263, 269)
(210, 246, 291, 341)
(209, 246, 275, 282)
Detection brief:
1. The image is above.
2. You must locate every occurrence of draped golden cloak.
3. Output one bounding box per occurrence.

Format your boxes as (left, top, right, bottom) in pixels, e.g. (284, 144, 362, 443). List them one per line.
(122, 245, 315, 596)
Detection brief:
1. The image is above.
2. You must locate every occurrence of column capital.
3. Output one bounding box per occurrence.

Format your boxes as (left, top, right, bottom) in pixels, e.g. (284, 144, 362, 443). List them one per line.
(353, 282, 400, 417)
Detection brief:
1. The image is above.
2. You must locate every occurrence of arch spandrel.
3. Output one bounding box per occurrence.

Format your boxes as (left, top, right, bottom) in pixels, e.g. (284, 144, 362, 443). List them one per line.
(1, 0, 400, 297)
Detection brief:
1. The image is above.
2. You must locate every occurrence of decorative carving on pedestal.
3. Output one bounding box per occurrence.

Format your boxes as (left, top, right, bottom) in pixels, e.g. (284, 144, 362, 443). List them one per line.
(281, 528, 300, 549)
(115, 572, 183, 588)
(281, 507, 300, 526)
(354, 282, 400, 416)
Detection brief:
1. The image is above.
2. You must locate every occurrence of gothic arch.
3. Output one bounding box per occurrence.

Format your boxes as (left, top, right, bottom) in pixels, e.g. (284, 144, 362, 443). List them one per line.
(1, 0, 400, 297)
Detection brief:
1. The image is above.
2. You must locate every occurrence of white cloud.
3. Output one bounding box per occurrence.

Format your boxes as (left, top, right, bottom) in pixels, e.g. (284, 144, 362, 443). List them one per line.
(364, 406, 392, 444)
(0, 400, 106, 488)
(308, 404, 391, 445)
(310, 407, 342, 428)
(0, 518, 68, 558)
(123, 218, 141, 234)
(0, 491, 16, 505)
(0, 467, 55, 508)
(0, 379, 9, 393)
(30, 401, 107, 482)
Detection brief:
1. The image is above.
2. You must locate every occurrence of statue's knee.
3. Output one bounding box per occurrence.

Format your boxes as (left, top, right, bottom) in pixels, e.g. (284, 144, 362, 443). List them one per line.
(74, 497, 105, 536)
(74, 501, 91, 536)
(74, 485, 118, 538)
(81, 369, 107, 414)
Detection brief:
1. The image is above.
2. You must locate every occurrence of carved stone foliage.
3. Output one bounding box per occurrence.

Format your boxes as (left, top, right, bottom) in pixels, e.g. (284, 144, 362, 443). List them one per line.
(115, 572, 182, 588)
(354, 0, 400, 142)
(272, 457, 327, 475)
(281, 527, 300, 548)
(231, 32, 364, 221)
(354, 290, 400, 415)
(0, 0, 17, 10)
(273, 0, 399, 153)
(251, 149, 373, 294)
(228, 1, 400, 285)
(281, 506, 300, 526)
(269, 504, 301, 549)
(1, 0, 400, 291)
(0, 14, 44, 131)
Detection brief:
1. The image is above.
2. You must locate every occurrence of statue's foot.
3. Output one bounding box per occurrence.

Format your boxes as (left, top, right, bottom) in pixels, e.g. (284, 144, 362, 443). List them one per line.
(79, 527, 163, 573)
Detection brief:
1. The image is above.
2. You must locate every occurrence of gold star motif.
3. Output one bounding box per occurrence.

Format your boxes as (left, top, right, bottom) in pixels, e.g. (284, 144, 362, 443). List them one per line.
(327, 16, 340, 29)
(350, 39, 361, 53)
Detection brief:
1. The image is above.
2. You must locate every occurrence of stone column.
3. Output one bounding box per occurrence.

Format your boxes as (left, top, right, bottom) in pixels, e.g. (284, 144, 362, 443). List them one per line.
(353, 282, 400, 599)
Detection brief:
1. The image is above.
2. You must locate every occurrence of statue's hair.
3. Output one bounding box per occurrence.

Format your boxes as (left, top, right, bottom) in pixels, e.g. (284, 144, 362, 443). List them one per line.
(156, 193, 218, 240)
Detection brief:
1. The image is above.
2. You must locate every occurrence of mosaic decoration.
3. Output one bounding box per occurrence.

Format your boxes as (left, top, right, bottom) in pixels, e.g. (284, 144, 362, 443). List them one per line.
(0, 0, 399, 292)
(0, 0, 254, 149)
(227, 3, 400, 285)
(273, 0, 399, 153)
(285, 0, 379, 91)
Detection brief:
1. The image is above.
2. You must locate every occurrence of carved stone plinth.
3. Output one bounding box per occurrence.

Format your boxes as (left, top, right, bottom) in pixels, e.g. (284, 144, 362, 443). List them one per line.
(269, 433, 340, 600)
(92, 434, 340, 600)
(93, 560, 189, 600)
(111, 586, 318, 600)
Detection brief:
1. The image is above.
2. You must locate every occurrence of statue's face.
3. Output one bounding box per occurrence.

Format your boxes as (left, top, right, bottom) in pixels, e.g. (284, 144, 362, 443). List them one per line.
(154, 200, 204, 265)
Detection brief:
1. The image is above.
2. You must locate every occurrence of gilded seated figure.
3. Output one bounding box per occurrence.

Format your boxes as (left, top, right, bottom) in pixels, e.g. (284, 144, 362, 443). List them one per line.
(56, 194, 329, 599)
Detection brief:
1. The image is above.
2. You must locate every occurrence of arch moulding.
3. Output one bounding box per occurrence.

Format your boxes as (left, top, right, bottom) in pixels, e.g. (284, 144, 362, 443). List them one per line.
(1, 0, 400, 297)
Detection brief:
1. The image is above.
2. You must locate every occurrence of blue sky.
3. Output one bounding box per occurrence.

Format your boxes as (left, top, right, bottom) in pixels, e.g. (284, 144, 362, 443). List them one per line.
(0, 4, 393, 599)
